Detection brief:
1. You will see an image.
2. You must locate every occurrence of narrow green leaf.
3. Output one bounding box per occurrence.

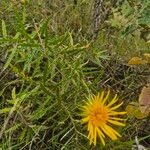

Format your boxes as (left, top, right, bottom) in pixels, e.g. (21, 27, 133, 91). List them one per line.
(2, 20, 7, 38)
(43, 58, 49, 84)
(5, 123, 22, 133)
(40, 18, 50, 36)
(13, 32, 21, 39)
(40, 83, 55, 96)
(12, 87, 16, 100)
(19, 127, 27, 141)
(68, 32, 73, 46)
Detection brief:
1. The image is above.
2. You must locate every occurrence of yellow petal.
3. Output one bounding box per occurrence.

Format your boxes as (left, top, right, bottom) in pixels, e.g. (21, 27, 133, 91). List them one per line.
(109, 111, 127, 115)
(107, 95, 118, 107)
(94, 127, 97, 145)
(89, 125, 94, 144)
(97, 128, 105, 138)
(97, 129, 105, 146)
(108, 117, 125, 121)
(106, 125, 121, 137)
(82, 117, 89, 123)
(99, 91, 104, 102)
(101, 125, 117, 140)
(102, 90, 110, 104)
(109, 102, 123, 111)
(108, 119, 125, 126)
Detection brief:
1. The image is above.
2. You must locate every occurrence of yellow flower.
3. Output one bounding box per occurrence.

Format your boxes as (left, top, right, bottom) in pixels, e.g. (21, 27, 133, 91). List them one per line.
(81, 91, 126, 146)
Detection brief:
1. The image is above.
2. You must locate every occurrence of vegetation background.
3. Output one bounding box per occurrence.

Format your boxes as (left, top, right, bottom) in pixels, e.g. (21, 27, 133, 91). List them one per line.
(0, 0, 150, 149)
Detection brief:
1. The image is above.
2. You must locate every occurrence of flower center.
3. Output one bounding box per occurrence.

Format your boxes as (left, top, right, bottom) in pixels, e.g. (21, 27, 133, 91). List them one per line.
(90, 105, 108, 127)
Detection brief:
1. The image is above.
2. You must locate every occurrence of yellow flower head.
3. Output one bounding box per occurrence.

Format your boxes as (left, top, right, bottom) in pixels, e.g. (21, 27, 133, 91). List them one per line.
(81, 91, 126, 146)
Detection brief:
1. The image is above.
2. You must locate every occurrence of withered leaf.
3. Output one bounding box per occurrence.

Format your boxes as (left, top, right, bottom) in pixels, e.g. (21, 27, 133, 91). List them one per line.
(128, 57, 146, 65)
(139, 86, 150, 114)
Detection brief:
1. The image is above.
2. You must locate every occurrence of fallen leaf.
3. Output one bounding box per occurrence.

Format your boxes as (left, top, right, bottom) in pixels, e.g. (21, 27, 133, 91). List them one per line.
(128, 57, 146, 65)
(139, 86, 150, 114)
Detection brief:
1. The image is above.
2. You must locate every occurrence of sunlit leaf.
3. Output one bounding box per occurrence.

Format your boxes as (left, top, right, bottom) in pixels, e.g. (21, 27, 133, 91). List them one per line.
(2, 20, 7, 38)
(139, 86, 150, 114)
(143, 53, 150, 63)
(111, 9, 128, 28)
(126, 102, 148, 119)
(12, 87, 16, 100)
(128, 57, 146, 65)
(0, 108, 12, 114)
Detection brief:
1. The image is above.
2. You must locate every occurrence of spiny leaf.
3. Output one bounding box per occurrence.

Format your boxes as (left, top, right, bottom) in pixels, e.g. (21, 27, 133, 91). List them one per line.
(3, 45, 17, 71)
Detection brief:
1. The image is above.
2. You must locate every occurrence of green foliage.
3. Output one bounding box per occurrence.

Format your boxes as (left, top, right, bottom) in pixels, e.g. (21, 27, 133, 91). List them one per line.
(0, 0, 149, 149)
